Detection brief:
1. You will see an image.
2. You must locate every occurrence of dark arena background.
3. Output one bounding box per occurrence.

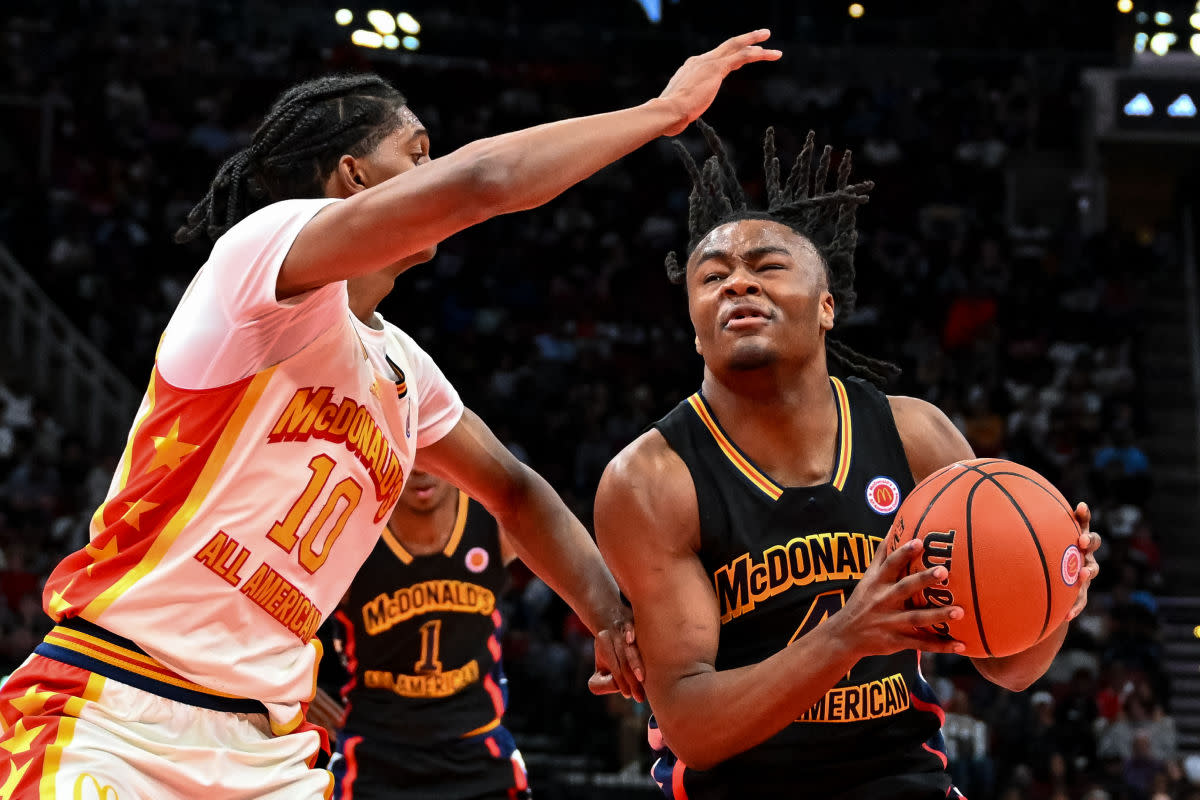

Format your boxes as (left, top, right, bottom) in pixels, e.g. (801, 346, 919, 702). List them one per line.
(3, 1, 1200, 798)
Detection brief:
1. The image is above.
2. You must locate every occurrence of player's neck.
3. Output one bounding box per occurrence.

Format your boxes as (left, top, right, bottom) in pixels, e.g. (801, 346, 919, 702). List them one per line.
(347, 274, 395, 326)
(388, 494, 459, 555)
(700, 366, 840, 487)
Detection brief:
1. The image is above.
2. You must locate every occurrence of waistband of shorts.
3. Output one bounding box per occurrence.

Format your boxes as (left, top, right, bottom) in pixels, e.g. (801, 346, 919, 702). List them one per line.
(35, 617, 270, 716)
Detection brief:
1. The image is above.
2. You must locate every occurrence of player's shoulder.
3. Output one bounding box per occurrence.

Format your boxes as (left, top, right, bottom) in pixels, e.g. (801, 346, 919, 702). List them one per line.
(598, 429, 697, 529)
(886, 394, 974, 482)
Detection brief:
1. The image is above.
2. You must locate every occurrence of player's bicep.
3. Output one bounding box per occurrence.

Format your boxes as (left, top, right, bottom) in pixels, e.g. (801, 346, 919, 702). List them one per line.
(594, 444, 720, 704)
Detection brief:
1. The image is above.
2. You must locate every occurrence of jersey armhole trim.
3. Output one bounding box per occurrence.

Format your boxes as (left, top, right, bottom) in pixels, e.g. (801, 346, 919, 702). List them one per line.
(442, 490, 471, 556)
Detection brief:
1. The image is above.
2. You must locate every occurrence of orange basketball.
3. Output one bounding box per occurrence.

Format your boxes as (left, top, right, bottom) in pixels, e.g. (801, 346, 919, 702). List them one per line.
(886, 458, 1083, 658)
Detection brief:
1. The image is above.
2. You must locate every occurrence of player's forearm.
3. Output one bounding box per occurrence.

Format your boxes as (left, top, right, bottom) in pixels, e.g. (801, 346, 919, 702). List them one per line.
(452, 97, 686, 217)
(654, 631, 860, 770)
(496, 465, 626, 637)
(971, 619, 1067, 691)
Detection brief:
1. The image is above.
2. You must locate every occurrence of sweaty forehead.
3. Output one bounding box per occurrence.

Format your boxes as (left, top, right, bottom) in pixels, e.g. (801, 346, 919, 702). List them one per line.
(397, 105, 423, 130)
(689, 219, 814, 265)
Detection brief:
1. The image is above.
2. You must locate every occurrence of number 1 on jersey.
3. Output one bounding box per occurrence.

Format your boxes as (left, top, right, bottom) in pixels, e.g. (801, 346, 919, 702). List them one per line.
(416, 619, 443, 674)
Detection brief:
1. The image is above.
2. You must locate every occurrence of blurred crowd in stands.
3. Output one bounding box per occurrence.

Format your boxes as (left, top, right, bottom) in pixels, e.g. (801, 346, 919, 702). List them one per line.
(0, 2, 1187, 798)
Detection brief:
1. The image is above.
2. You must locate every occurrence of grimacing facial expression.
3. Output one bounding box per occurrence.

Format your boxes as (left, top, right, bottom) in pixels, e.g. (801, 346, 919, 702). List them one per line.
(685, 219, 835, 373)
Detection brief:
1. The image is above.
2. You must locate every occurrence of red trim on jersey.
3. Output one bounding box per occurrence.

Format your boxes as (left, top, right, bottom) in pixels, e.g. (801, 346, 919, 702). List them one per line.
(483, 674, 505, 719)
(512, 753, 529, 791)
(334, 609, 357, 728)
(923, 741, 949, 769)
(908, 691, 947, 725)
(484, 736, 501, 757)
(672, 757, 689, 800)
(339, 735, 362, 800)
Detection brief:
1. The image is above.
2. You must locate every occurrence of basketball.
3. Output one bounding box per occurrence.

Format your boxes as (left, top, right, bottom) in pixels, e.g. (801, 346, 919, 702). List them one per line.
(886, 458, 1084, 659)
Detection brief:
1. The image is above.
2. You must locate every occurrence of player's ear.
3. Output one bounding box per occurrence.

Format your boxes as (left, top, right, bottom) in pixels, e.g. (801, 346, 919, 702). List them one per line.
(324, 154, 368, 198)
(820, 291, 835, 332)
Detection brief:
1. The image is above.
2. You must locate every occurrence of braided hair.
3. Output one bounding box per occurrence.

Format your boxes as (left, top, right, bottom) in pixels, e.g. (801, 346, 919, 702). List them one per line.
(175, 74, 408, 244)
(665, 122, 900, 387)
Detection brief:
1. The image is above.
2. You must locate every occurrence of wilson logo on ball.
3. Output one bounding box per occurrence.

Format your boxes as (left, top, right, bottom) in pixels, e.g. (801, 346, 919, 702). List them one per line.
(920, 529, 957, 637)
(866, 477, 901, 515)
(1060, 545, 1082, 586)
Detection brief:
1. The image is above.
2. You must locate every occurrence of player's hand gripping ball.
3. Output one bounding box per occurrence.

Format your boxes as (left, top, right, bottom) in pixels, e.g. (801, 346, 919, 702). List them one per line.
(886, 458, 1083, 658)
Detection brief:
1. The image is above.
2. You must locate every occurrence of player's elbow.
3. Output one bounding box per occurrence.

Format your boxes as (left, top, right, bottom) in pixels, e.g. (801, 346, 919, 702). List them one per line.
(653, 715, 725, 772)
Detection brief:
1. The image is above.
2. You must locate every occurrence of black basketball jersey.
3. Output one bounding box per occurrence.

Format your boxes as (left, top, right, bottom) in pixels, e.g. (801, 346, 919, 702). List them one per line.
(650, 377, 953, 799)
(334, 492, 511, 744)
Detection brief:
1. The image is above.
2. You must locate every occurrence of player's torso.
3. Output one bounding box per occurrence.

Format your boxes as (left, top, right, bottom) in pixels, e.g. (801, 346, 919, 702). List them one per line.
(652, 377, 950, 795)
(339, 496, 510, 743)
(44, 315, 418, 722)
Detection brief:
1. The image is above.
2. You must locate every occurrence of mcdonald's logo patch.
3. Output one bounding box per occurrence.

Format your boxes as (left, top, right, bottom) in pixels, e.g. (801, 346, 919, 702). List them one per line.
(866, 477, 901, 515)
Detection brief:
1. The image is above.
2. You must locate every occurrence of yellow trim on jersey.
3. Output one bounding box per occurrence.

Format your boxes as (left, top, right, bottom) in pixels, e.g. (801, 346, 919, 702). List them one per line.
(271, 706, 306, 736)
(830, 377, 853, 492)
(61, 673, 107, 719)
(461, 717, 502, 738)
(441, 490, 471, 556)
(381, 526, 414, 565)
(83, 367, 277, 618)
(90, 375, 158, 532)
(307, 638, 323, 702)
(687, 395, 783, 500)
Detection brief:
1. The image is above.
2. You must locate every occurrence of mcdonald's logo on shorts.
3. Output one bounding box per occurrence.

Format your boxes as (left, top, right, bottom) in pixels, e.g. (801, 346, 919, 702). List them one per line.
(74, 773, 120, 800)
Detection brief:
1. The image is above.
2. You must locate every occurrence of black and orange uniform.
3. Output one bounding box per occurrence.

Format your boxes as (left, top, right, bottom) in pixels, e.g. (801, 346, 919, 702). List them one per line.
(647, 377, 962, 800)
(328, 491, 529, 800)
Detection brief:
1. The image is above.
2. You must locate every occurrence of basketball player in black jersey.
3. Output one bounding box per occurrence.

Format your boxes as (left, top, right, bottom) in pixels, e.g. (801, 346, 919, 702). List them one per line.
(318, 469, 530, 800)
(594, 125, 1101, 799)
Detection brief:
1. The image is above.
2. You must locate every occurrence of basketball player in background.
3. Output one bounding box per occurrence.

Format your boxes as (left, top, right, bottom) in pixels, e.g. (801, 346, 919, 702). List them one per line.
(0, 34, 778, 799)
(312, 470, 530, 800)
(594, 125, 1102, 799)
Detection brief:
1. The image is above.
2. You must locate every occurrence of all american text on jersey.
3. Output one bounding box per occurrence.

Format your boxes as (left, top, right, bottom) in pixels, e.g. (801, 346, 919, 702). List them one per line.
(268, 386, 405, 522)
(714, 531, 883, 623)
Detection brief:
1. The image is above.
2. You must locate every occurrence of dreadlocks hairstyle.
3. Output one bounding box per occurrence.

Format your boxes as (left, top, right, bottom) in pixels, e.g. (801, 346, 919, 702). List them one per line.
(175, 74, 407, 244)
(664, 121, 901, 388)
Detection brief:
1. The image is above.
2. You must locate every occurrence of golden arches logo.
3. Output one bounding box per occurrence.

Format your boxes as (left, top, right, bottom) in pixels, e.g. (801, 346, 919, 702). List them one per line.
(73, 774, 120, 800)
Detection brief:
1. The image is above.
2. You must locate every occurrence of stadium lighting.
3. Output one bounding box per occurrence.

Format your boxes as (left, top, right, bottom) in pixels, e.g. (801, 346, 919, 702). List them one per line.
(1191, 12, 1200, 28)
(1193, 32, 1200, 53)
(1136, 11, 1149, 22)
(335, 8, 353, 25)
(849, 3, 865, 18)
(367, 10, 397, 35)
(1155, 11, 1172, 24)
(397, 12, 421, 34)
(1168, 94, 1198, 117)
(402, 35, 420, 50)
(383, 34, 400, 49)
(1150, 31, 1177, 54)
(1124, 92, 1154, 116)
(1117, 0, 1133, 11)
(1135, 31, 1149, 52)
(351, 29, 385, 48)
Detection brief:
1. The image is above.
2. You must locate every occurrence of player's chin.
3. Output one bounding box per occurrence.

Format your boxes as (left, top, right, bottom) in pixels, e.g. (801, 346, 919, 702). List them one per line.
(724, 342, 777, 372)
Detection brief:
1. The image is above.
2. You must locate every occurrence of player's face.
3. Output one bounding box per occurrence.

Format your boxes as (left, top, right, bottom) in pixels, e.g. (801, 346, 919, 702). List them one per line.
(364, 106, 436, 268)
(685, 219, 834, 373)
(397, 469, 455, 514)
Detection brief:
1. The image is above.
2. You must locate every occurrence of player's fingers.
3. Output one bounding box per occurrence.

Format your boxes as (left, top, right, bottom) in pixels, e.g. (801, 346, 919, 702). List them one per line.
(603, 636, 634, 699)
(588, 671, 617, 695)
(622, 640, 647, 702)
(875, 538, 925, 583)
(715, 29, 772, 54)
(726, 45, 783, 68)
(900, 633, 967, 655)
(892, 564, 948, 600)
(901, 604, 964, 629)
(1074, 501, 1092, 530)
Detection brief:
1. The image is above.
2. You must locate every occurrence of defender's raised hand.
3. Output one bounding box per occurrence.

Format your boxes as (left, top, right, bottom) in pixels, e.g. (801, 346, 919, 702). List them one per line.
(658, 30, 783, 136)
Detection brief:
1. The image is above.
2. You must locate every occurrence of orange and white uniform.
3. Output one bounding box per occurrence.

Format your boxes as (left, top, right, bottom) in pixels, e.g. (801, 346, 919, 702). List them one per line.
(0, 198, 463, 799)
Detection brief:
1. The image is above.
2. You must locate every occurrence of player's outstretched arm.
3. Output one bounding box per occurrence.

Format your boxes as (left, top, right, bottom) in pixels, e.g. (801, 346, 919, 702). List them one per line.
(594, 430, 965, 771)
(889, 395, 1101, 691)
(277, 30, 781, 297)
(415, 408, 645, 702)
